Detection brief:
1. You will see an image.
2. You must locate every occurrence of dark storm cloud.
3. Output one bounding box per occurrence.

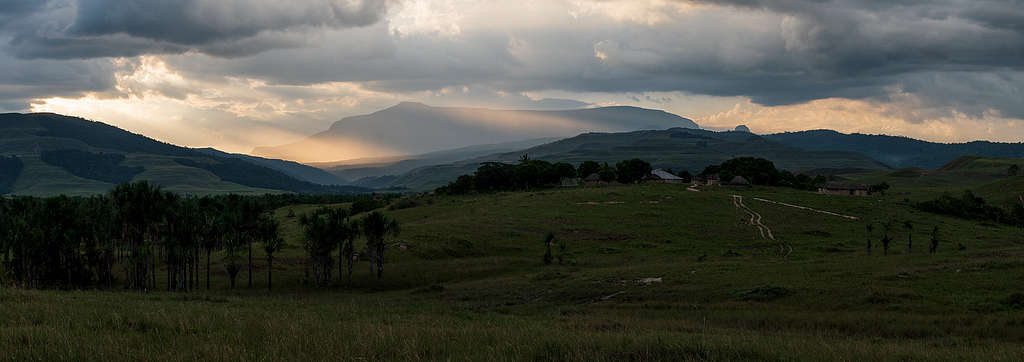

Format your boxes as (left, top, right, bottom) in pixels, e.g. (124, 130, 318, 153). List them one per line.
(68, 0, 387, 45)
(2, 0, 390, 59)
(1, 0, 1023, 120)
(0, 0, 389, 110)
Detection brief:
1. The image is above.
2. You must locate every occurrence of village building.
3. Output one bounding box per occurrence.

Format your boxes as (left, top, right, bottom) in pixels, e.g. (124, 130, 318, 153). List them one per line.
(583, 173, 603, 185)
(560, 177, 580, 187)
(644, 169, 684, 184)
(818, 182, 872, 196)
(692, 174, 720, 186)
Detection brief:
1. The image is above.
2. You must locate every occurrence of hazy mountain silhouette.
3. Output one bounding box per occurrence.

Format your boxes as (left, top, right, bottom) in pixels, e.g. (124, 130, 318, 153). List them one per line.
(252, 102, 699, 163)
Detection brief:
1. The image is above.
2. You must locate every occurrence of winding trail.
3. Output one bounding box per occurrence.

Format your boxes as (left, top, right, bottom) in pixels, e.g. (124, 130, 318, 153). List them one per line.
(732, 195, 792, 259)
(751, 197, 859, 220)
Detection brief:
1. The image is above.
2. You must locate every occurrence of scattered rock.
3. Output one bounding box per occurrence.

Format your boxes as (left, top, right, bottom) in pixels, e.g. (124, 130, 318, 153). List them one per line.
(636, 277, 663, 285)
(736, 285, 792, 301)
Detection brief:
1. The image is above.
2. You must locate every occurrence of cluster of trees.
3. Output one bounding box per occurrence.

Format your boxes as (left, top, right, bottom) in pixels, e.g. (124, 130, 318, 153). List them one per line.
(299, 207, 400, 288)
(700, 157, 827, 190)
(40, 150, 144, 184)
(436, 155, 578, 194)
(865, 220, 942, 255)
(436, 156, 659, 195)
(0, 182, 281, 290)
(915, 190, 1024, 227)
(0, 181, 399, 291)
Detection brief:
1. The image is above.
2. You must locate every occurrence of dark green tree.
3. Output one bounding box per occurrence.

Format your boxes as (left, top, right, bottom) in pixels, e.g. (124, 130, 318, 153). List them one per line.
(259, 215, 285, 290)
(578, 161, 601, 178)
(543, 232, 554, 265)
(361, 211, 400, 279)
(615, 158, 652, 184)
(904, 220, 914, 253)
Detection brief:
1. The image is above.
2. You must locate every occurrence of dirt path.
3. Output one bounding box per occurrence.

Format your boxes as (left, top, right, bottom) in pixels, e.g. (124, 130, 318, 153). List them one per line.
(732, 195, 792, 259)
(750, 197, 859, 220)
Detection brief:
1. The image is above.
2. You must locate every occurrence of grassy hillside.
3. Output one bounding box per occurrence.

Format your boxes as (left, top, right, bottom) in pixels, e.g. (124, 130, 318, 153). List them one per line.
(0, 113, 368, 196)
(384, 128, 889, 190)
(4, 183, 1023, 360)
(765, 130, 1024, 169)
(937, 155, 1023, 175)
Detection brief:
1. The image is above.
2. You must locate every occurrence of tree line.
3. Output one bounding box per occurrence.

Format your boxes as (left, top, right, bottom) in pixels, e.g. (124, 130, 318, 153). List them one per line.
(915, 190, 1024, 227)
(436, 155, 838, 195)
(436, 155, 663, 195)
(0, 181, 400, 291)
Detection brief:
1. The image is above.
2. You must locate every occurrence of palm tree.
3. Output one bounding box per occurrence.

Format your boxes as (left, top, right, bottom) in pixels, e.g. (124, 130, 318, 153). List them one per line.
(259, 215, 284, 290)
(361, 211, 400, 279)
(880, 219, 893, 255)
(904, 220, 914, 253)
(110, 181, 168, 291)
(543, 232, 554, 265)
(865, 223, 874, 254)
(300, 211, 336, 288)
(324, 208, 359, 286)
(198, 197, 223, 290)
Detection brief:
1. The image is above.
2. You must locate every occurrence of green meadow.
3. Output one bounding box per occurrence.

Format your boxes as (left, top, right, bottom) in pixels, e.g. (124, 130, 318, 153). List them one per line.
(3, 179, 1024, 360)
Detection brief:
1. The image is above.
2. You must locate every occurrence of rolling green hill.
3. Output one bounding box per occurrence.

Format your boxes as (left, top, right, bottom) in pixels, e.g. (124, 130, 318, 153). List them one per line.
(378, 128, 891, 191)
(0, 113, 368, 196)
(764, 130, 1024, 169)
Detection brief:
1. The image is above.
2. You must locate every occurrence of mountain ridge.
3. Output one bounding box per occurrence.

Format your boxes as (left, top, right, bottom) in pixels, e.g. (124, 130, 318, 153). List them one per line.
(252, 102, 700, 163)
(0, 113, 367, 196)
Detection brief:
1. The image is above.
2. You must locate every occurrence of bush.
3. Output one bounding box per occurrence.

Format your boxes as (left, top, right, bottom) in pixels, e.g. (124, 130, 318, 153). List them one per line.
(388, 198, 421, 210)
(350, 199, 385, 214)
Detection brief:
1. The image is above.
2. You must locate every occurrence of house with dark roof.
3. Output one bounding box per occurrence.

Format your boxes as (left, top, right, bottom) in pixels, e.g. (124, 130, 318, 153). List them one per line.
(819, 182, 872, 196)
(692, 174, 720, 186)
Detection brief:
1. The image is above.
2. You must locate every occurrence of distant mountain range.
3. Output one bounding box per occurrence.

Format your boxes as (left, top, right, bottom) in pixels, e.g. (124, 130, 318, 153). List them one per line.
(5, 105, 1024, 197)
(0, 113, 366, 196)
(252, 102, 700, 163)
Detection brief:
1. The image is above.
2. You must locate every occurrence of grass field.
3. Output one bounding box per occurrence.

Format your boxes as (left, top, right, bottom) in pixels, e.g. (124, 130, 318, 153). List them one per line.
(2, 182, 1024, 360)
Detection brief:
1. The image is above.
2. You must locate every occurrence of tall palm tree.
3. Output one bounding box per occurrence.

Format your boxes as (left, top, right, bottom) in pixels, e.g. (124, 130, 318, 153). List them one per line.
(904, 220, 914, 253)
(259, 215, 284, 290)
(361, 211, 400, 279)
(300, 211, 335, 288)
(110, 181, 167, 291)
(324, 208, 358, 286)
(865, 223, 874, 254)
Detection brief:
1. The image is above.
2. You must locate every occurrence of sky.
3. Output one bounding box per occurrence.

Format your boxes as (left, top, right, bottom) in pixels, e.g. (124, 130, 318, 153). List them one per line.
(2, 0, 1023, 154)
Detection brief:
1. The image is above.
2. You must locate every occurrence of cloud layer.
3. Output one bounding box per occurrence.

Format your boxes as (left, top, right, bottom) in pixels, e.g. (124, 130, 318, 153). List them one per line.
(3, 0, 1024, 152)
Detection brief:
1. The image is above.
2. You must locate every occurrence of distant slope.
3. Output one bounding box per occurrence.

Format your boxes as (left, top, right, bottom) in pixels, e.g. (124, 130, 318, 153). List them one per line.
(764, 130, 1024, 169)
(384, 128, 890, 191)
(194, 148, 348, 185)
(315, 137, 560, 183)
(0, 113, 367, 196)
(253, 102, 699, 163)
(936, 155, 1023, 175)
